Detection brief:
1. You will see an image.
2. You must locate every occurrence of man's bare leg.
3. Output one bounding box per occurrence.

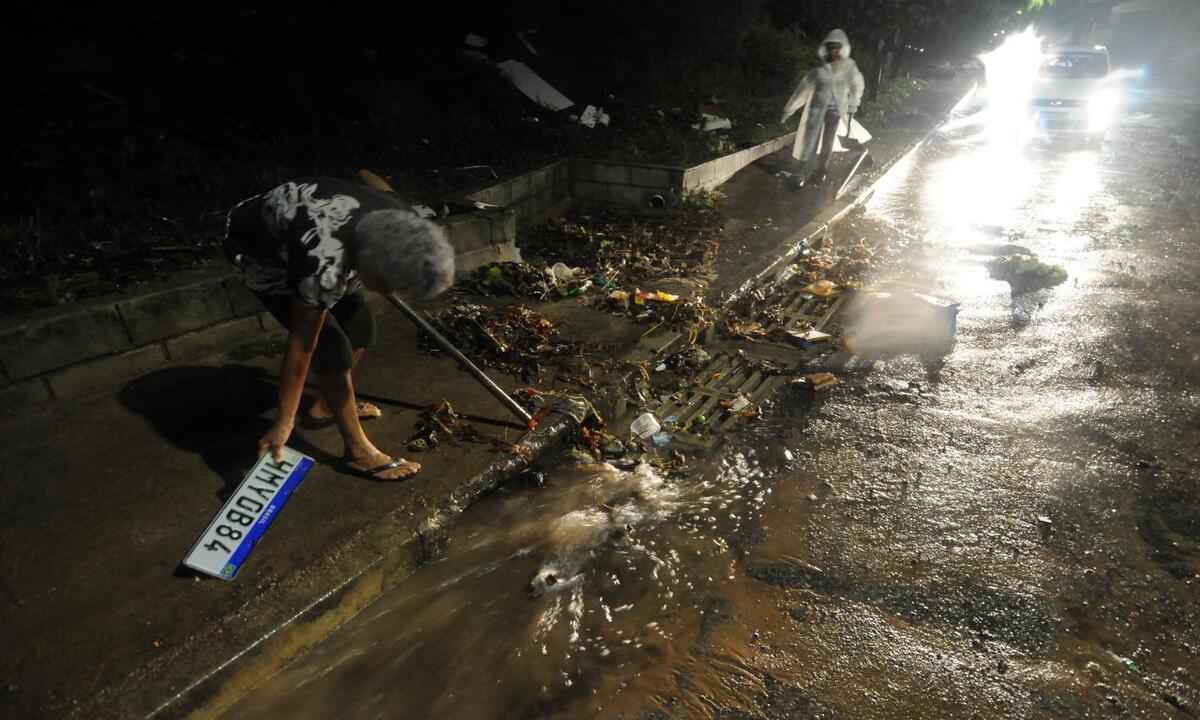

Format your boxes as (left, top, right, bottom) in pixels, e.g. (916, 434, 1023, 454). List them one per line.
(309, 349, 381, 420)
(316, 367, 418, 480)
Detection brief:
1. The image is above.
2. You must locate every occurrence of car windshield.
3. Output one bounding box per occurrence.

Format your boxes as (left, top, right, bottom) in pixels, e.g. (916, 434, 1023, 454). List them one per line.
(1039, 53, 1108, 79)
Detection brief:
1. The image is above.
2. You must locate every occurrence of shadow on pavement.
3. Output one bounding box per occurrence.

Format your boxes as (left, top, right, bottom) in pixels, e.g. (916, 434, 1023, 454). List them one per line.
(118, 364, 327, 502)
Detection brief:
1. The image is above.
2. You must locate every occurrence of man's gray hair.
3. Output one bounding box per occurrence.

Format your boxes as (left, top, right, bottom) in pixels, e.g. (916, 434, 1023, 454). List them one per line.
(354, 209, 455, 300)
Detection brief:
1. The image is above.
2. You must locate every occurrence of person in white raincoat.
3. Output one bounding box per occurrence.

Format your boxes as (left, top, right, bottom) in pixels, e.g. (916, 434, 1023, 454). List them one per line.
(780, 29, 867, 185)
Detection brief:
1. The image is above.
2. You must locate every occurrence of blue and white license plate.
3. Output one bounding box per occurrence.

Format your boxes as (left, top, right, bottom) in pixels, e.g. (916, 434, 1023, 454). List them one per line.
(183, 446, 313, 580)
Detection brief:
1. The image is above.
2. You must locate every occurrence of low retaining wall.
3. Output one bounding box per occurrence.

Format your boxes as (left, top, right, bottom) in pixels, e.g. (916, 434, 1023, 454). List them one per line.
(570, 159, 684, 207)
(568, 132, 796, 208)
(0, 208, 519, 406)
(2, 135, 798, 406)
(0, 268, 274, 405)
(683, 132, 795, 192)
(442, 207, 521, 276)
(465, 159, 571, 228)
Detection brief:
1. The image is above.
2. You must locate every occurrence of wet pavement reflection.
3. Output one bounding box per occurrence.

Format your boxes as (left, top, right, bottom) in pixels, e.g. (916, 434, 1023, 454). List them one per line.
(225, 90, 1200, 719)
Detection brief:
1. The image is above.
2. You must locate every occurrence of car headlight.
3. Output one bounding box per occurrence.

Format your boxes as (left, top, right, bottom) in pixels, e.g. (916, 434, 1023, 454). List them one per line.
(1088, 90, 1119, 132)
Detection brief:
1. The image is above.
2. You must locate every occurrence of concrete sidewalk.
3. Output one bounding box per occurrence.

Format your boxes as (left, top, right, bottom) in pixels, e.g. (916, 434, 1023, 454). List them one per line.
(0, 299, 645, 720)
(0, 76, 969, 720)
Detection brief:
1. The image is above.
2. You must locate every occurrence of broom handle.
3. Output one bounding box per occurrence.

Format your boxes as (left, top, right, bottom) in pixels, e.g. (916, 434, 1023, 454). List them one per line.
(387, 293, 534, 426)
(360, 170, 534, 427)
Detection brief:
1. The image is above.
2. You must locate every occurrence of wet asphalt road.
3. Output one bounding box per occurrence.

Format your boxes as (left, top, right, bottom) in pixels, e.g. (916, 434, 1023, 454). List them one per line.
(223, 87, 1200, 719)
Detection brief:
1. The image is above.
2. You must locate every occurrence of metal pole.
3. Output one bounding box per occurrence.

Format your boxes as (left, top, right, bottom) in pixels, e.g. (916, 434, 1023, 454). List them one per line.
(386, 293, 534, 426)
(835, 149, 870, 201)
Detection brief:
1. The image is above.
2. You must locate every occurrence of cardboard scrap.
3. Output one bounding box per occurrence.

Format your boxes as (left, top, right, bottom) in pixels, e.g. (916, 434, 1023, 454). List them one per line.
(793, 373, 840, 392)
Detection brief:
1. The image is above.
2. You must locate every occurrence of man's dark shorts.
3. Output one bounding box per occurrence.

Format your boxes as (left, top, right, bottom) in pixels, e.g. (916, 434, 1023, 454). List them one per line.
(256, 289, 377, 373)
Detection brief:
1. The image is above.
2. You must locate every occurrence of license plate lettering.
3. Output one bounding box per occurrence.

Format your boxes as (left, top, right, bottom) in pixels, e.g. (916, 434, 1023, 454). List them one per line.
(226, 508, 256, 526)
(183, 447, 313, 580)
(236, 496, 264, 513)
(216, 525, 244, 541)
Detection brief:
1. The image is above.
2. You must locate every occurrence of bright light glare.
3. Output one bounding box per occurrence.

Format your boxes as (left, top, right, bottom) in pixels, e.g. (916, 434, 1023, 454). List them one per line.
(1088, 89, 1119, 132)
(978, 28, 1043, 145)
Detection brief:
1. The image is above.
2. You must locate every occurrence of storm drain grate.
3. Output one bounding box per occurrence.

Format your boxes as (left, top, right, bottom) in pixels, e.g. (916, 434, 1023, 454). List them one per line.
(651, 353, 791, 449)
(757, 291, 844, 352)
(645, 293, 847, 449)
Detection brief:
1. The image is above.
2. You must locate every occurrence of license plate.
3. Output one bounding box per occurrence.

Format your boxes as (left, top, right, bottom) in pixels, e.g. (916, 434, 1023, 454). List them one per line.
(183, 446, 313, 580)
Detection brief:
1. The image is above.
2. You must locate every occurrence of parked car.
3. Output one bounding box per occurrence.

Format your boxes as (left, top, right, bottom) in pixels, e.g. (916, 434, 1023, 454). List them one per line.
(1031, 45, 1116, 143)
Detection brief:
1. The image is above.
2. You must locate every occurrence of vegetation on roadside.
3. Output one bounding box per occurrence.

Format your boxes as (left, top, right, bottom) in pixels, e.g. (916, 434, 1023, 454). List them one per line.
(6, 0, 988, 317)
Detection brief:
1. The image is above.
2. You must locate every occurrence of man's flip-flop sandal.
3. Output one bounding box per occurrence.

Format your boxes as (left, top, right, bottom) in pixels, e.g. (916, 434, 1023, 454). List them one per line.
(342, 458, 420, 482)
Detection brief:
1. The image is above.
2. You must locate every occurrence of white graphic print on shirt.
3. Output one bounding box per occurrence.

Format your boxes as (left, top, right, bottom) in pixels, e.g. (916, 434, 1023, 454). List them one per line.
(258, 182, 362, 308)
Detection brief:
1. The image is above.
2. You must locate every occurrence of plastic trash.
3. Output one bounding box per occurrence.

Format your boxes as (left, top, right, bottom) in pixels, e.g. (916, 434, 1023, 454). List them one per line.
(579, 105, 611, 128)
(651, 431, 673, 446)
(548, 262, 578, 285)
(693, 113, 733, 132)
(630, 413, 661, 440)
(496, 60, 573, 111)
(842, 289, 959, 360)
(566, 279, 593, 296)
(786, 328, 832, 348)
(730, 395, 751, 412)
(635, 290, 679, 303)
(792, 373, 839, 393)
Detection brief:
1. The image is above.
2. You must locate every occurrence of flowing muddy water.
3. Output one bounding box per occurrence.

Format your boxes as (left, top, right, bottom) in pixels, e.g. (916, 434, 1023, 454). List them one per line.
(220, 447, 802, 720)
(225, 89, 1200, 719)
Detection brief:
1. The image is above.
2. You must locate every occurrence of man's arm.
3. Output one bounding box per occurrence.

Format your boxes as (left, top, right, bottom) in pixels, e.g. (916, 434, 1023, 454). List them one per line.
(258, 299, 327, 461)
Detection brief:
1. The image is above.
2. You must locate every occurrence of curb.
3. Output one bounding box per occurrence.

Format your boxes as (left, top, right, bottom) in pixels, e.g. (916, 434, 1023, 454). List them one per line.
(139, 408, 580, 720)
(723, 84, 975, 306)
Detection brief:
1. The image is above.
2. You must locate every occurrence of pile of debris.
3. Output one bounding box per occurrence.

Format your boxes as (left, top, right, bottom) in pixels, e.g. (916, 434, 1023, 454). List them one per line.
(521, 208, 722, 287)
(0, 229, 222, 316)
(406, 400, 486, 453)
(986, 254, 1068, 294)
(419, 303, 577, 381)
(599, 289, 715, 340)
(721, 277, 838, 345)
(459, 261, 617, 301)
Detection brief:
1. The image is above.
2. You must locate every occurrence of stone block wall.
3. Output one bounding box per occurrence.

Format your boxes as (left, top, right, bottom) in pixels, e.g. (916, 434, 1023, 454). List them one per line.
(466, 159, 570, 228)
(0, 269, 276, 404)
(569, 159, 683, 208)
(441, 208, 520, 277)
(0, 206, 523, 404)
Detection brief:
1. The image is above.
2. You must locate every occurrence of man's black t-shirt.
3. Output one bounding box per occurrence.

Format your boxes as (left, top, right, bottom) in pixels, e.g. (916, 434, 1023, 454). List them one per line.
(224, 177, 408, 309)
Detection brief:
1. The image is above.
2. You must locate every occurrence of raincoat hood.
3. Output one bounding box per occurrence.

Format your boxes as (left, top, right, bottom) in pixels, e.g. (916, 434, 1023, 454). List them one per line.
(818, 29, 852, 62)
